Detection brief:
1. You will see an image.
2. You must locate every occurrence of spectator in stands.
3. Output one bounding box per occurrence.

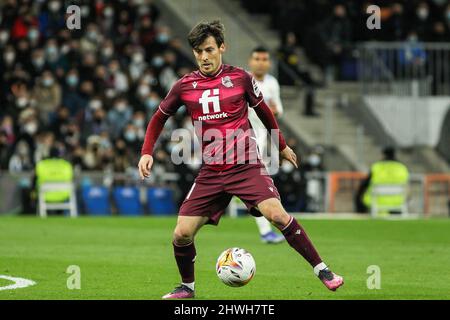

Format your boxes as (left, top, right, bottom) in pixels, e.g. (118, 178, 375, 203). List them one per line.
(411, 1, 434, 41)
(32, 70, 61, 125)
(320, 4, 352, 81)
(278, 32, 319, 116)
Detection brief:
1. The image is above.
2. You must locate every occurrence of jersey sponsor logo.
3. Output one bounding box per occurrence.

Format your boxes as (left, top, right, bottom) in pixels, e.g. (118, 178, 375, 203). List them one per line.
(197, 112, 228, 121)
(252, 77, 261, 97)
(199, 89, 221, 114)
(221, 76, 233, 88)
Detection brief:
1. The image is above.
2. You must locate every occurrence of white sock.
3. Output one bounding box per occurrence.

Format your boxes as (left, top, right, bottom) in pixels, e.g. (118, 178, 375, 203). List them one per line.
(254, 216, 272, 236)
(313, 262, 328, 276)
(182, 282, 195, 291)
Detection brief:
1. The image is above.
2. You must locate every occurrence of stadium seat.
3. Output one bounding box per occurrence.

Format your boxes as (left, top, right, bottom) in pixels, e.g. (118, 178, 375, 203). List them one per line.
(146, 187, 177, 215)
(81, 186, 111, 216)
(113, 187, 143, 216)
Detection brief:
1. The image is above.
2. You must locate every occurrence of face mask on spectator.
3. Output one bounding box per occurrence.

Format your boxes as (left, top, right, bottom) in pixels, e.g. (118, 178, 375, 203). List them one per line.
(28, 29, 39, 41)
(281, 161, 294, 173)
(157, 33, 169, 43)
(89, 100, 102, 110)
(46, 46, 58, 59)
(43, 77, 54, 87)
(417, 8, 429, 20)
(142, 74, 156, 85)
(308, 154, 321, 167)
(81, 5, 90, 17)
(0, 31, 9, 45)
(4, 51, 15, 63)
(133, 118, 145, 127)
(137, 85, 150, 97)
(132, 53, 144, 64)
(24, 122, 38, 135)
(104, 7, 114, 18)
(87, 30, 98, 41)
(33, 57, 45, 68)
(49, 0, 61, 12)
(145, 98, 160, 110)
(124, 130, 136, 142)
(408, 34, 418, 42)
(16, 97, 29, 108)
(102, 47, 113, 58)
(66, 74, 79, 87)
(115, 103, 127, 112)
(152, 56, 164, 68)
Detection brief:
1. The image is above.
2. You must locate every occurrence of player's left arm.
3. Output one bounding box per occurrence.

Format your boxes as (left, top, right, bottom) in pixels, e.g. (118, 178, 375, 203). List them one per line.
(244, 71, 298, 168)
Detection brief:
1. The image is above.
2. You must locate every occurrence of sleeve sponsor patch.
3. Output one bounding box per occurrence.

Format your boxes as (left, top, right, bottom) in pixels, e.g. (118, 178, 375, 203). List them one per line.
(252, 77, 261, 97)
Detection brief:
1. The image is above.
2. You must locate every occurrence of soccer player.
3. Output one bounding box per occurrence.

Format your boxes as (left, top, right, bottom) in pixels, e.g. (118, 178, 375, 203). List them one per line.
(247, 46, 285, 244)
(138, 21, 343, 299)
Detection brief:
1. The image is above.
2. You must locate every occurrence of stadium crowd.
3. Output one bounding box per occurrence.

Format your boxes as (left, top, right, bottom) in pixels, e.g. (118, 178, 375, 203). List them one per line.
(0, 0, 197, 177)
(242, 0, 450, 80)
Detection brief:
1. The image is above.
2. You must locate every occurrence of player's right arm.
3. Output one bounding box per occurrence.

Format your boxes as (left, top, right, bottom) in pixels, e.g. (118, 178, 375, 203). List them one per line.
(138, 80, 183, 179)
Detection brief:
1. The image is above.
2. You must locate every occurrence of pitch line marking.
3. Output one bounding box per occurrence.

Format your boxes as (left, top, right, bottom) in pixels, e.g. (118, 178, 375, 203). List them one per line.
(0, 275, 36, 291)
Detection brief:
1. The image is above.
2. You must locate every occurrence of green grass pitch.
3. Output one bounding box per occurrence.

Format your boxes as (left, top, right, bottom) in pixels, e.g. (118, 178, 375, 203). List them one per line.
(0, 216, 449, 300)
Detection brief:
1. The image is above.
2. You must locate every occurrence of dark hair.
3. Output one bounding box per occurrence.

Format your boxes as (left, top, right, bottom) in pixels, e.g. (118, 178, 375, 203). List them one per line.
(187, 20, 225, 49)
(251, 46, 269, 55)
(383, 146, 396, 160)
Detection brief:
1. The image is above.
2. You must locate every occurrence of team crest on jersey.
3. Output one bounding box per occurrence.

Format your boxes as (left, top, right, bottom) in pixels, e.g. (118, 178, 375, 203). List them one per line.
(221, 76, 233, 88)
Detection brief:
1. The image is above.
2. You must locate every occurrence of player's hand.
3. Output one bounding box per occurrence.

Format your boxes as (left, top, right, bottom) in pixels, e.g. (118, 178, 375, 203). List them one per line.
(138, 154, 154, 180)
(280, 146, 299, 169)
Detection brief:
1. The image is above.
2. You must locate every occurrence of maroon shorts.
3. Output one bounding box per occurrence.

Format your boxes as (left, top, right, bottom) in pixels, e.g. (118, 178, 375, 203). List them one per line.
(179, 162, 280, 225)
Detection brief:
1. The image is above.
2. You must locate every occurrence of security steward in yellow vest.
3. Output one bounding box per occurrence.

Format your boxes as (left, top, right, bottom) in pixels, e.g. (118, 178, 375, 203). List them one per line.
(355, 147, 409, 214)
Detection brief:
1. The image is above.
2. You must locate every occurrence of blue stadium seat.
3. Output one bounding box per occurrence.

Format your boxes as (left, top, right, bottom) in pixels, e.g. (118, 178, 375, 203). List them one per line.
(147, 187, 177, 215)
(81, 186, 111, 216)
(113, 186, 143, 216)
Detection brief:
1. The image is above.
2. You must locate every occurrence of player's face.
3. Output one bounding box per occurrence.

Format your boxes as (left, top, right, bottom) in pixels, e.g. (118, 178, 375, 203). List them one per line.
(193, 36, 225, 75)
(249, 52, 271, 78)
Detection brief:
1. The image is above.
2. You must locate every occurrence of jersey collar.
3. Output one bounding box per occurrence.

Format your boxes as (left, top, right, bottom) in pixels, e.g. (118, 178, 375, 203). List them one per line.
(198, 64, 224, 78)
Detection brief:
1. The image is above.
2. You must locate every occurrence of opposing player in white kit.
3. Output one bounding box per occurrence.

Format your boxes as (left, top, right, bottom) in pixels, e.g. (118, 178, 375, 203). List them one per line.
(247, 46, 285, 244)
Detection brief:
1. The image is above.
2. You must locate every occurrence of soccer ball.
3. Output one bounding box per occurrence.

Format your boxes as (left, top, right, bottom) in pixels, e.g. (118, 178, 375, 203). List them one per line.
(216, 247, 256, 287)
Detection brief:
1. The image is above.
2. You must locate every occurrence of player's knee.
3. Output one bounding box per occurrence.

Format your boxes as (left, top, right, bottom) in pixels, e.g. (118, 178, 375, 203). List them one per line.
(173, 227, 194, 245)
(263, 205, 289, 226)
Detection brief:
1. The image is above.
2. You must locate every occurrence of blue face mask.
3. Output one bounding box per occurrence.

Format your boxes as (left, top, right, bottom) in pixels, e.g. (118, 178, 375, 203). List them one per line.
(152, 57, 164, 68)
(145, 98, 159, 110)
(66, 75, 79, 87)
(124, 131, 136, 142)
(157, 33, 169, 43)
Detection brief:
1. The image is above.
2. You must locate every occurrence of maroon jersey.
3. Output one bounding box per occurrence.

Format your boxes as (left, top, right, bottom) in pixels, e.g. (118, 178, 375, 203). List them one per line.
(159, 64, 264, 171)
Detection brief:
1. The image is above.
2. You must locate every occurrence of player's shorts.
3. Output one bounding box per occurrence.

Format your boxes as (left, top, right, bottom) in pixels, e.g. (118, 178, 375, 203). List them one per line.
(179, 162, 280, 225)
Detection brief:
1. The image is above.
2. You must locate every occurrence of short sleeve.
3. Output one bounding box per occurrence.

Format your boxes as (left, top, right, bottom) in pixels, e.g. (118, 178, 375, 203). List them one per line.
(243, 71, 264, 108)
(158, 79, 183, 116)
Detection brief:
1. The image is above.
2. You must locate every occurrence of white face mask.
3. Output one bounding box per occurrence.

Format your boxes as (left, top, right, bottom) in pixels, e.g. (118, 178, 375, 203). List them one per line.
(24, 122, 38, 135)
(417, 8, 429, 20)
(4, 51, 15, 63)
(137, 85, 150, 97)
(16, 97, 29, 108)
(89, 100, 102, 110)
(308, 154, 321, 167)
(281, 161, 294, 173)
